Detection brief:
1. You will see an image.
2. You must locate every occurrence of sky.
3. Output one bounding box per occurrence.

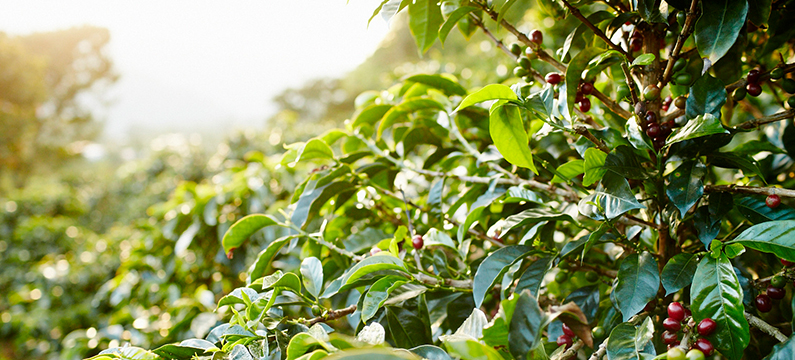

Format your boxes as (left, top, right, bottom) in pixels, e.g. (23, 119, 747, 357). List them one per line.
(0, 1, 390, 140)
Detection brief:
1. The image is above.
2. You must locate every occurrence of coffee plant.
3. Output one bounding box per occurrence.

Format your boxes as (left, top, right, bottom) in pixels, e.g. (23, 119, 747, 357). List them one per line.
(84, 0, 795, 359)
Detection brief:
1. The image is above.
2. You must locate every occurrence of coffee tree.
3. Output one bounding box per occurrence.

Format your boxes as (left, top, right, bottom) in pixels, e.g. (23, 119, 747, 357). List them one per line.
(87, 0, 795, 359)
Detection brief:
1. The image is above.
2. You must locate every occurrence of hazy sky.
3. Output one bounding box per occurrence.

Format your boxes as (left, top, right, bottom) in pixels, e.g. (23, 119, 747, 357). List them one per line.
(0, 1, 390, 140)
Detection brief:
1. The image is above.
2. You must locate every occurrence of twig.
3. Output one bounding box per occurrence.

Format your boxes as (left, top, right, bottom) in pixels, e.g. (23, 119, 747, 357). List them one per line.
(588, 341, 607, 360)
(624, 214, 662, 230)
(660, 107, 685, 124)
(591, 88, 633, 120)
(305, 304, 358, 326)
(704, 185, 795, 199)
(660, 0, 699, 87)
(559, 0, 629, 58)
(413, 272, 473, 289)
(553, 339, 584, 360)
(620, 61, 640, 105)
(733, 109, 795, 131)
(573, 126, 610, 153)
(746, 312, 788, 342)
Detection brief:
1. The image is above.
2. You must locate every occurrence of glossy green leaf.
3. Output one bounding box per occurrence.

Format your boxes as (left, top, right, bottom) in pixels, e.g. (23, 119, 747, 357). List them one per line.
(222, 214, 280, 254)
(409, 345, 452, 360)
(514, 256, 554, 298)
(661, 253, 699, 295)
(729, 140, 786, 155)
(492, 208, 574, 239)
(296, 138, 334, 163)
(565, 285, 600, 322)
(508, 291, 546, 359)
(247, 236, 292, 284)
(604, 145, 649, 179)
(362, 276, 408, 322)
(734, 196, 795, 224)
(695, 0, 748, 65)
(582, 147, 608, 186)
(443, 338, 503, 360)
(342, 254, 407, 286)
(666, 159, 706, 217)
(408, 0, 444, 54)
(615, 252, 660, 322)
(690, 254, 749, 360)
(287, 333, 334, 360)
(727, 221, 795, 261)
(472, 245, 533, 308)
(378, 98, 445, 140)
(301, 257, 324, 299)
(489, 104, 538, 173)
(152, 339, 214, 359)
(747, 0, 771, 26)
(98, 347, 160, 360)
(695, 193, 733, 247)
(292, 181, 354, 229)
(707, 152, 765, 180)
(457, 185, 504, 244)
(605, 317, 656, 360)
(626, 116, 654, 152)
(423, 228, 458, 253)
(565, 47, 603, 115)
(551, 159, 584, 183)
(686, 74, 727, 120)
(454, 84, 517, 112)
(295, 350, 328, 360)
(578, 172, 645, 220)
(353, 104, 393, 128)
(667, 113, 728, 147)
(404, 74, 467, 96)
(439, 6, 478, 44)
(630, 53, 656, 67)
(386, 297, 432, 348)
(763, 334, 795, 359)
(325, 349, 419, 360)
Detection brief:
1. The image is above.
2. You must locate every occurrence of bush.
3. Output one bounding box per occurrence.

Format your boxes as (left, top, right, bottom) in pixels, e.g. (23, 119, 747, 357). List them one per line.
(87, 1, 795, 359)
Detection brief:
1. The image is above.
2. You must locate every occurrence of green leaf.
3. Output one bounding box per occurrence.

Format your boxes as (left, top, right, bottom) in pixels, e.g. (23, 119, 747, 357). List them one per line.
(153, 339, 214, 359)
(582, 147, 608, 186)
(472, 245, 534, 308)
(514, 256, 554, 298)
(565, 47, 604, 115)
(301, 257, 324, 299)
(707, 152, 765, 180)
(377, 98, 445, 140)
(508, 291, 547, 359)
(408, 0, 444, 54)
(98, 347, 160, 360)
(604, 145, 649, 180)
(615, 252, 660, 322)
(248, 236, 292, 284)
(686, 74, 727, 120)
(362, 276, 408, 322)
(729, 140, 786, 156)
(763, 334, 795, 359)
(455, 84, 517, 112)
(457, 185, 504, 244)
(287, 333, 334, 360)
(727, 221, 795, 261)
(353, 104, 393, 128)
(734, 196, 795, 224)
(443, 339, 503, 360)
(386, 296, 433, 348)
(667, 113, 728, 147)
(324, 349, 419, 360)
(292, 181, 354, 229)
(605, 317, 656, 360)
(492, 208, 575, 239)
(578, 172, 645, 220)
(222, 214, 280, 254)
(724, 243, 745, 258)
(690, 254, 749, 360)
(296, 138, 334, 164)
(423, 228, 459, 253)
(694, 193, 734, 247)
(489, 104, 537, 173)
(630, 53, 656, 67)
(666, 159, 707, 217)
(439, 6, 478, 44)
(409, 345, 452, 360)
(661, 253, 699, 295)
(637, 0, 666, 23)
(747, 0, 771, 26)
(404, 74, 467, 96)
(341, 254, 407, 287)
(551, 159, 584, 183)
(695, 0, 748, 65)
(626, 116, 654, 152)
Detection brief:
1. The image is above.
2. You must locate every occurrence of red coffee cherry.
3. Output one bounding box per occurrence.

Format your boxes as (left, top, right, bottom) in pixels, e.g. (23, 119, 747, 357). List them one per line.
(780, 258, 795, 267)
(580, 82, 594, 95)
(562, 323, 575, 337)
(747, 82, 763, 97)
(530, 29, 543, 44)
(412, 234, 424, 250)
(662, 330, 678, 344)
(579, 98, 592, 112)
(697, 318, 717, 336)
(668, 302, 686, 322)
(694, 338, 714, 356)
(766, 194, 781, 208)
(545, 72, 562, 85)
(747, 69, 761, 84)
(663, 317, 682, 332)
(767, 286, 786, 300)
(646, 124, 660, 138)
(756, 294, 773, 312)
(556, 334, 573, 348)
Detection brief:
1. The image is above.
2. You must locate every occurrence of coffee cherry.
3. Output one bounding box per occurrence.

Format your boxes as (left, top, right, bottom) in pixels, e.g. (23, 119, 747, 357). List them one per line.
(562, 323, 575, 337)
(579, 98, 592, 112)
(663, 317, 682, 332)
(510, 43, 522, 56)
(771, 275, 787, 288)
(685, 349, 706, 360)
(668, 302, 686, 322)
(768, 286, 785, 300)
(517, 56, 532, 69)
(667, 347, 686, 360)
(660, 121, 674, 137)
(635, 101, 647, 117)
(747, 82, 763, 97)
(780, 259, 795, 267)
(756, 294, 773, 312)
(616, 83, 630, 100)
(732, 87, 747, 101)
(585, 271, 599, 282)
(673, 58, 687, 72)
(643, 84, 660, 100)
(545, 72, 562, 85)
(747, 69, 761, 84)
(592, 326, 606, 339)
(412, 234, 424, 250)
(581, 82, 594, 95)
(676, 11, 687, 26)
(513, 66, 529, 77)
(697, 318, 717, 336)
(675, 96, 687, 109)
(662, 330, 678, 344)
(645, 110, 658, 124)
(694, 338, 714, 356)
(771, 68, 784, 80)
(684, 308, 692, 319)
(630, 37, 642, 52)
(556, 334, 573, 348)
(646, 124, 660, 138)
(530, 29, 543, 44)
(524, 47, 537, 59)
(311, 305, 322, 316)
(555, 271, 569, 283)
(783, 78, 795, 94)
(663, 95, 673, 106)
(766, 194, 781, 208)
(661, 105, 669, 111)
(787, 96, 795, 109)
(674, 73, 692, 86)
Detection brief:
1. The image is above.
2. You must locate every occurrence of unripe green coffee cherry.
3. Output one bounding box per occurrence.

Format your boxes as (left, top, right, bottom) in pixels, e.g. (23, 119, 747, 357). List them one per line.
(510, 43, 522, 56)
(311, 305, 322, 316)
(732, 87, 747, 101)
(517, 56, 532, 69)
(592, 326, 606, 339)
(616, 83, 630, 100)
(643, 84, 660, 101)
(555, 271, 568, 283)
(787, 96, 795, 109)
(514, 66, 529, 77)
(770, 68, 784, 80)
(783, 78, 795, 94)
(676, 12, 687, 27)
(585, 271, 599, 282)
(673, 58, 687, 72)
(674, 96, 687, 109)
(674, 73, 692, 86)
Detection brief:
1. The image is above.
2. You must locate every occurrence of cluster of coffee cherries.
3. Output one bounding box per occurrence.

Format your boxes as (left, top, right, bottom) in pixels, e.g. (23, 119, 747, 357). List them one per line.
(756, 258, 793, 312)
(669, 58, 693, 86)
(661, 302, 715, 358)
(574, 82, 594, 112)
(637, 105, 678, 151)
(555, 323, 577, 349)
(628, 27, 643, 53)
(510, 29, 544, 83)
(733, 67, 795, 107)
